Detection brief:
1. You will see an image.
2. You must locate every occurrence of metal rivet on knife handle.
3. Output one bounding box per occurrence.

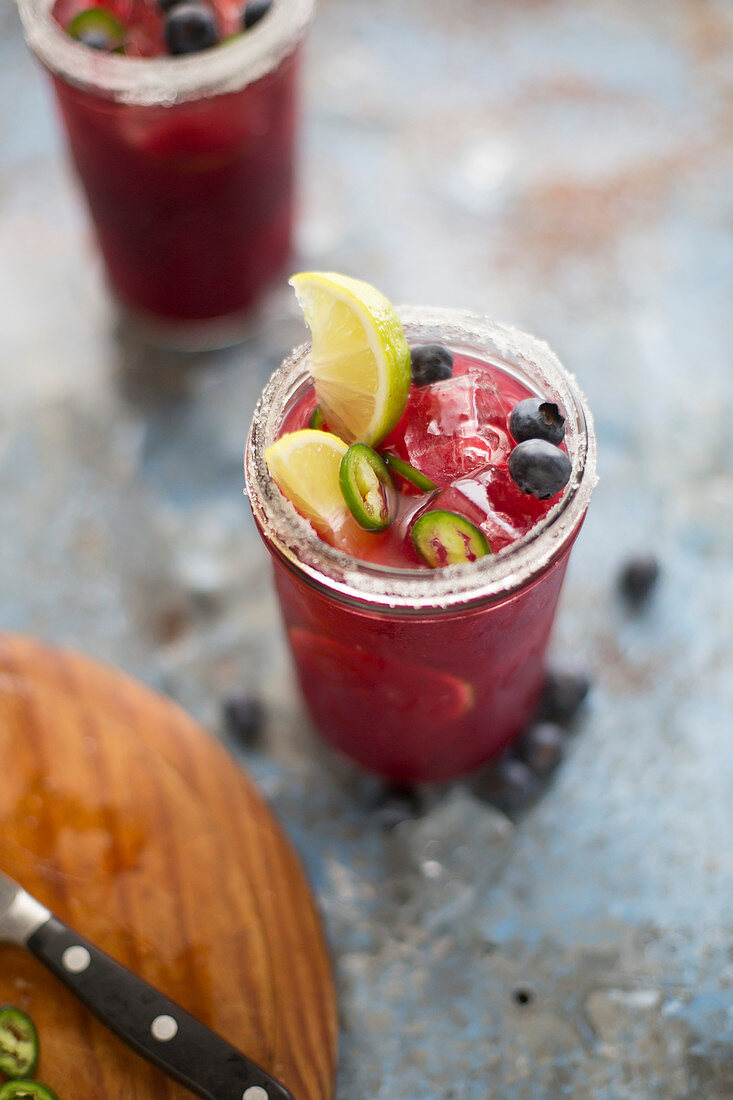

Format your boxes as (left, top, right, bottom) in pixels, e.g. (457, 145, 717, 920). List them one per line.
(151, 1015, 179, 1041)
(62, 945, 91, 973)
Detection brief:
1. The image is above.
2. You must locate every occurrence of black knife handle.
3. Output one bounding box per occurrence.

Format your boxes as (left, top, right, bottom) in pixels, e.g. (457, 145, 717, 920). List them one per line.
(27, 917, 295, 1100)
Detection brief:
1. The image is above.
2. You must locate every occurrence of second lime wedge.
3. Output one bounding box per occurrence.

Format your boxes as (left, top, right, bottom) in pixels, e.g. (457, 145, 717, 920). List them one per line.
(265, 429, 350, 540)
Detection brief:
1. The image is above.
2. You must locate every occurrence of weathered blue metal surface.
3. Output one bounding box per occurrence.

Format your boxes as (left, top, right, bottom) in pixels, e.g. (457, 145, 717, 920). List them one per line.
(1, 0, 732, 1096)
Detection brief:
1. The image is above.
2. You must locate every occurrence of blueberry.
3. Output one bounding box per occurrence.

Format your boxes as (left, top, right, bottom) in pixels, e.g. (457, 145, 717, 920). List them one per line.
(222, 690, 265, 748)
(410, 344, 454, 387)
(537, 670, 591, 728)
(156, 0, 185, 11)
(618, 555, 660, 608)
(515, 722, 565, 778)
(513, 987, 534, 1006)
(165, 2, 220, 55)
(243, 0, 273, 29)
(509, 397, 565, 445)
(472, 757, 539, 818)
(508, 438, 572, 499)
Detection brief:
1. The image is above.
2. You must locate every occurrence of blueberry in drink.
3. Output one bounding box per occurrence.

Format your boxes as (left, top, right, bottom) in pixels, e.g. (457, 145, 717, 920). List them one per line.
(164, 3, 221, 56)
(410, 344, 454, 387)
(508, 438, 572, 500)
(509, 396, 565, 445)
(243, 0, 272, 28)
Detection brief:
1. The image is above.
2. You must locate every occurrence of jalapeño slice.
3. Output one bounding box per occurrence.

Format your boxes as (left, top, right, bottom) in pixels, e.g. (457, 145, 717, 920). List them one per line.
(0, 1084, 58, 1100)
(339, 444, 396, 532)
(411, 510, 491, 568)
(0, 1008, 38, 1079)
(67, 8, 126, 51)
(308, 405, 326, 430)
(382, 453, 437, 493)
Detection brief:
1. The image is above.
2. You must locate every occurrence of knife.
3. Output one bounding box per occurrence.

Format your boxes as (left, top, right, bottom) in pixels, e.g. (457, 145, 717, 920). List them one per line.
(0, 869, 295, 1100)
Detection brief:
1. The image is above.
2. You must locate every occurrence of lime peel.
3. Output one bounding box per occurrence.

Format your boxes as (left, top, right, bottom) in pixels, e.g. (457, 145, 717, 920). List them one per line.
(289, 271, 411, 447)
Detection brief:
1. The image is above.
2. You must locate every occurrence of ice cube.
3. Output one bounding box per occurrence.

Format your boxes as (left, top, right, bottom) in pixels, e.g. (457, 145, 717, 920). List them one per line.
(468, 360, 517, 431)
(429, 465, 554, 552)
(400, 370, 513, 486)
(387, 789, 514, 931)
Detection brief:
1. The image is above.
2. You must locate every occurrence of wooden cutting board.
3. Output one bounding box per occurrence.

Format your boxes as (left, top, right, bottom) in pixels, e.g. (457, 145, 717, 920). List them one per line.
(0, 634, 337, 1100)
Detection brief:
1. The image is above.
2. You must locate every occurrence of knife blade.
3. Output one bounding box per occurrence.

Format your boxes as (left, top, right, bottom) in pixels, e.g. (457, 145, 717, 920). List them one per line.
(0, 869, 295, 1100)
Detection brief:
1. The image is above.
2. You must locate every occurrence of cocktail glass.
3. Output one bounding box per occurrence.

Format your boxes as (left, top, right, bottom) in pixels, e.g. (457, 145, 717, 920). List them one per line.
(17, 0, 314, 348)
(245, 309, 597, 782)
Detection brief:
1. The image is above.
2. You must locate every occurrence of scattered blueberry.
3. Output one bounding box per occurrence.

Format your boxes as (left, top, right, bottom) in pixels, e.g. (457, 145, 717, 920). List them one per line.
(515, 722, 565, 778)
(537, 670, 591, 728)
(222, 690, 265, 748)
(512, 987, 534, 1006)
(156, 0, 186, 11)
(472, 757, 539, 818)
(618, 554, 660, 608)
(508, 438, 572, 499)
(509, 397, 565, 446)
(410, 344, 454, 387)
(243, 0, 273, 29)
(165, 2, 220, 55)
(154, 602, 191, 645)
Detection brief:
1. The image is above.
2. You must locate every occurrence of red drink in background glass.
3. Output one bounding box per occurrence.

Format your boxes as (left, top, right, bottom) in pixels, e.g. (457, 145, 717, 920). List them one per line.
(246, 309, 597, 782)
(17, 0, 314, 347)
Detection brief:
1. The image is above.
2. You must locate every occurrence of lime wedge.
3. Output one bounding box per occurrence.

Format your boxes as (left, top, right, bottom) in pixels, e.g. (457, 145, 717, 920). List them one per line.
(290, 271, 411, 447)
(265, 429, 350, 540)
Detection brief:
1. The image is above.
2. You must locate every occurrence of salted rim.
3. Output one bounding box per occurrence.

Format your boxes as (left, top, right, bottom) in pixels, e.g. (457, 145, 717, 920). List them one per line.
(16, 0, 314, 105)
(245, 307, 598, 614)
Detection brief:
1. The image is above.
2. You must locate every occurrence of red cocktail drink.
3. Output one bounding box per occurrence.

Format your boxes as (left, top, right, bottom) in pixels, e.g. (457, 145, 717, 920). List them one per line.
(246, 309, 596, 781)
(17, 0, 314, 346)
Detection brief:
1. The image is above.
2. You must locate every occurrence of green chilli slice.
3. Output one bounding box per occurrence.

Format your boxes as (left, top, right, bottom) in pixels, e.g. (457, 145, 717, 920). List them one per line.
(67, 7, 126, 49)
(411, 510, 491, 568)
(339, 444, 396, 531)
(0, 1007, 39, 1080)
(382, 453, 438, 493)
(308, 405, 326, 430)
(0, 1084, 59, 1100)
